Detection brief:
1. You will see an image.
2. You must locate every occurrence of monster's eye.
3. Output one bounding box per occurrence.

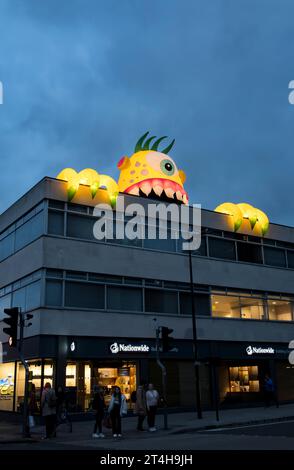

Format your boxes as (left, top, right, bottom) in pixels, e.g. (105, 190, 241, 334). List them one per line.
(160, 158, 175, 176)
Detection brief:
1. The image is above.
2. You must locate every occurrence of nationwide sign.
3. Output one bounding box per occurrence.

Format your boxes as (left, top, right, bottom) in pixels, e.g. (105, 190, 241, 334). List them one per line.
(110, 342, 150, 354)
(246, 345, 275, 356)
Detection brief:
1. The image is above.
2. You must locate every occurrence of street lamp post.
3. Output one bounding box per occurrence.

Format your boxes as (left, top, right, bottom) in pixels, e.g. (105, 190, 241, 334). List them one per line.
(188, 250, 202, 419)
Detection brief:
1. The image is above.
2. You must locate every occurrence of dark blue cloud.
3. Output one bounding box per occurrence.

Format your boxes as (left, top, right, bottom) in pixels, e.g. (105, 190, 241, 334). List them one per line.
(0, 0, 294, 225)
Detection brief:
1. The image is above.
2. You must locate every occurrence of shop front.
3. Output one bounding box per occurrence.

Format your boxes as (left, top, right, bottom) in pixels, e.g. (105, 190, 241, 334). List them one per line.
(64, 360, 137, 411)
(0, 359, 55, 413)
(211, 341, 293, 407)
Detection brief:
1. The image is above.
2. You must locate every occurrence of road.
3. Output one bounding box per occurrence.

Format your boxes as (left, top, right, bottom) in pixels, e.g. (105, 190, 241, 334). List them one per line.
(1, 420, 294, 450)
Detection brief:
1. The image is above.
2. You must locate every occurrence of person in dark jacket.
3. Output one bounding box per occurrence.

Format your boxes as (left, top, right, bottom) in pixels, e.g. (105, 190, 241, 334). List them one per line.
(92, 386, 106, 438)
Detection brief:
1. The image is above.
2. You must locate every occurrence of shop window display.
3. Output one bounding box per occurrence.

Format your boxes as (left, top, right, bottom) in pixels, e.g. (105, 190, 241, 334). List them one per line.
(97, 365, 136, 407)
(15, 360, 54, 412)
(229, 366, 260, 393)
(0, 362, 15, 411)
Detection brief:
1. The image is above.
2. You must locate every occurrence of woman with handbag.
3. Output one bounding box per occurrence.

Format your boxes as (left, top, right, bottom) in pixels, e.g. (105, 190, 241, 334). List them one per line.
(108, 386, 127, 438)
(135, 384, 147, 431)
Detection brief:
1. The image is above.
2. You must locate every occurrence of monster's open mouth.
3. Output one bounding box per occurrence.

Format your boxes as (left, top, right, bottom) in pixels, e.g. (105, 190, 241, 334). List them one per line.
(125, 178, 188, 204)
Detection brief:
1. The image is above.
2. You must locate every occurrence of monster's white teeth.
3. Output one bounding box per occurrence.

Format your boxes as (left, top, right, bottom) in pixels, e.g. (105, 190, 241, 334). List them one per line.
(140, 182, 152, 196)
(153, 185, 163, 196)
(182, 194, 188, 205)
(128, 186, 140, 195)
(175, 190, 183, 201)
(164, 188, 175, 199)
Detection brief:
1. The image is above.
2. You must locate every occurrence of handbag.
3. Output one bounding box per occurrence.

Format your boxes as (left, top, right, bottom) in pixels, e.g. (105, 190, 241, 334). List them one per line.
(103, 414, 112, 429)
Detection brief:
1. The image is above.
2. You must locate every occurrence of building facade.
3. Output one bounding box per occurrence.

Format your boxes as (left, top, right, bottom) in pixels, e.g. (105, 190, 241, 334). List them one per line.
(1, 177, 294, 413)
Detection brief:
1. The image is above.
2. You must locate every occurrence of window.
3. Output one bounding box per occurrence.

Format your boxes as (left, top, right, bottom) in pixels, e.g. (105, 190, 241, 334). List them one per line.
(263, 246, 286, 267)
(193, 237, 207, 257)
(48, 211, 64, 235)
(0, 232, 14, 261)
(46, 280, 63, 306)
(26, 281, 41, 311)
(66, 214, 96, 240)
(48, 200, 65, 210)
(0, 362, 15, 411)
(15, 211, 44, 251)
(145, 289, 178, 314)
(208, 238, 236, 260)
(65, 281, 104, 309)
(229, 366, 259, 393)
(143, 237, 176, 252)
(211, 294, 241, 318)
(268, 298, 292, 321)
(287, 250, 294, 269)
(0, 294, 11, 320)
(12, 288, 26, 311)
(107, 286, 143, 311)
(237, 242, 262, 264)
(179, 292, 210, 315)
(239, 297, 265, 320)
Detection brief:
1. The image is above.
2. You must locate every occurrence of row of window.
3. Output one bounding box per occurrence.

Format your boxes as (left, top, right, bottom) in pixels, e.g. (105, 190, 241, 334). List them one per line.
(47, 208, 294, 269)
(0, 268, 293, 321)
(44, 272, 293, 321)
(1, 199, 294, 272)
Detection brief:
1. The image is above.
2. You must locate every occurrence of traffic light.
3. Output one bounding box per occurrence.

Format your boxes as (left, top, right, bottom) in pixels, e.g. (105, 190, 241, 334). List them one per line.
(3, 307, 19, 347)
(161, 326, 174, 352)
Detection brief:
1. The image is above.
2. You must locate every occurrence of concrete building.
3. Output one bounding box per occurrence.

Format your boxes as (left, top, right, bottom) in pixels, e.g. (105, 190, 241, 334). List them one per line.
(1, 177, 294, 413)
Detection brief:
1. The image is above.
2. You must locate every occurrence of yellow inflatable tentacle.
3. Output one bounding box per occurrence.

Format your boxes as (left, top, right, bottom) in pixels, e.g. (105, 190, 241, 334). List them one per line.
(214, 202, 243, 232)
(254, 208, 269, 236)
(56, 168, 119, 205)
(99, 175, 119, 207)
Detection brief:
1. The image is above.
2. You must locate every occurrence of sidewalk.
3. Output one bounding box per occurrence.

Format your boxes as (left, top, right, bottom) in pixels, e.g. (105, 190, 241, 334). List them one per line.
(1, 403, 294, 444)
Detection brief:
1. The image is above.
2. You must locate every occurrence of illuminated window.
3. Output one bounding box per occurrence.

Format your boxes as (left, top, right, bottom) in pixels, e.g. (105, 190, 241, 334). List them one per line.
(268, 298, 293, 321)
(0, 362, 15, 411)
(66, 363, 77, 387)
(229, 366, 259, 393)
(240, 297, 265, 320)
(211, 295, 241, 318)
(212, 294, 265, 320)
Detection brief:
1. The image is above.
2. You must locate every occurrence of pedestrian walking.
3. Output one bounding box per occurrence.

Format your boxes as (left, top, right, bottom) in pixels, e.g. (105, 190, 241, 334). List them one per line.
(108, 386, 128, 438)
(92, 386, 106, 438)
(135, 384, 147, 431)
(264, 374, 275, 407)
(146, 383, 159, 432)
(28, 383, 38, 429)
(41, 382, 57, 439)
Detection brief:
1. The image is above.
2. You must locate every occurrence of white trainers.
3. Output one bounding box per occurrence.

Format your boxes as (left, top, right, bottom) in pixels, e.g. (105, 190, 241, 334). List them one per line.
(92, 433, 99, 438)
(113, 434, 118, 438)
(118, 434, 122, 438)
(149, 427, 156, 432)
(99, 433, 105, 438)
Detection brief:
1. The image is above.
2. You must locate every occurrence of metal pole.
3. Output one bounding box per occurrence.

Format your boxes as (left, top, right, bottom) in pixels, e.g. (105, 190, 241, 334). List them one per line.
(212, 362, 220, 421)
(156, 327, 168, 430)
(188, 250, 203, 419)
(18, 310, 30, 438)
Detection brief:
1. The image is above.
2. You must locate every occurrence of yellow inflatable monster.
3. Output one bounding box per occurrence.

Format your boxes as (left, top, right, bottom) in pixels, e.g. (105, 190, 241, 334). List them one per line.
(56, 131, 188, 205)
(56, 131, 269, 235)
(117, 132, 188, 204)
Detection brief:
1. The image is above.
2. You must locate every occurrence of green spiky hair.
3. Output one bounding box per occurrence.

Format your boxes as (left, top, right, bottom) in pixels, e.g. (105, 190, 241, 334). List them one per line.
(134, 131, 175, 154)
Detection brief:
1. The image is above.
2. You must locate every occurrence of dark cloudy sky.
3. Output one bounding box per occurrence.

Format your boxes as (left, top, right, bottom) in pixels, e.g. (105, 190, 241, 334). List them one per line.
(0, 0, 294, 225)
